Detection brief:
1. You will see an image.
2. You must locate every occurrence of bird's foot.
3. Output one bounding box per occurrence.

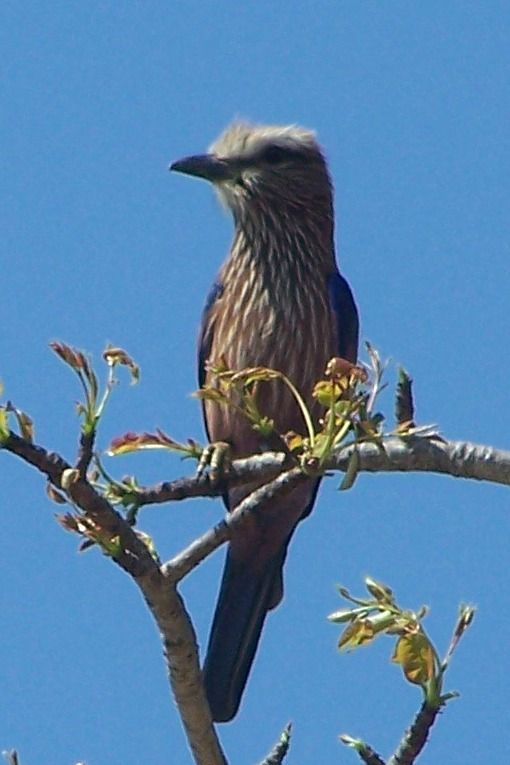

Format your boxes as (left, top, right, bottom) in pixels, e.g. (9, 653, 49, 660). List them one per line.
(197, 441, 232, 485)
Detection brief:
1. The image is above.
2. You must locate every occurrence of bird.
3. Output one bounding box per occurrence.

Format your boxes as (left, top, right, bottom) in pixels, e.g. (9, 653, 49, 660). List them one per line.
(170, 121, 359, 722)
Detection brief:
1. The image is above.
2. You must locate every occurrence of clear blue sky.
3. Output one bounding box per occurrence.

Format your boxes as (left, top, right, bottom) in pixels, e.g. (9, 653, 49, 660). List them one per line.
(2, 2, 509, 763)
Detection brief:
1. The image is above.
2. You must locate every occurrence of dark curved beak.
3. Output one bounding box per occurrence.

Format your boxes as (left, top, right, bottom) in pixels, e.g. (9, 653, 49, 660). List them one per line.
(169, 153, 232, 182)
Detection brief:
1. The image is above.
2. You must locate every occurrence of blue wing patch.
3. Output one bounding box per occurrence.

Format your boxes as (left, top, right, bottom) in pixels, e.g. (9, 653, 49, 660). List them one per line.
(327, 271, 359, 363)
(198, 280, 224, 388)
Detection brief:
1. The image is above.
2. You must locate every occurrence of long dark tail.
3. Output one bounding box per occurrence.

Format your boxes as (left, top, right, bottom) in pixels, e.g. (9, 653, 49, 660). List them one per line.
(203, 548, 284, 722)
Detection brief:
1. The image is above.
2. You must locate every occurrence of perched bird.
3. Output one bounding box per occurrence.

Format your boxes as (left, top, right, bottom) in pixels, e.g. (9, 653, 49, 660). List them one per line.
(171, 121, 359, 722)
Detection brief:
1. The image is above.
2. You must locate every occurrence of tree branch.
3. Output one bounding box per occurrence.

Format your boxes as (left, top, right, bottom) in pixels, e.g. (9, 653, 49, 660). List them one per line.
(138, 570, 227, 765)
(134, 451, 288, 505)
(162, 467, 304, 581)
(2, 431, 227, 765)
(130, 436, 510, 512)
(4, 431, 156, 577)
(2, 429, 506, 765)
(387, 700, 442, 765)
(257, 723, 292, 765)
(330, 436, 510, 487)
(341, 695, 444, 765)
(75, 429, 95, 478)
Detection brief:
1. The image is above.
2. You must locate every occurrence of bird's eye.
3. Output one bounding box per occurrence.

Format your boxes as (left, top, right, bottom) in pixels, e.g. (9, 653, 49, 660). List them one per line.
(262, 145, 290, 165)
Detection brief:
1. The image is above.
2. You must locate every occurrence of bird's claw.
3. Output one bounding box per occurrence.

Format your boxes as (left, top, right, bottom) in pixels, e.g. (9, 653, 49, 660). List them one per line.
(197, 441, 232, 485)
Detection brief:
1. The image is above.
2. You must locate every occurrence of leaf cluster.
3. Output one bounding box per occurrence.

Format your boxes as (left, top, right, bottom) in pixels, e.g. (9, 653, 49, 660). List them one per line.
(329, 577, 475, 708)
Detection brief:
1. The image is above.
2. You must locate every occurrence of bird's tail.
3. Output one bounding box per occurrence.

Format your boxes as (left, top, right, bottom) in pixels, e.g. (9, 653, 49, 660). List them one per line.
(203, 547, 285, 722)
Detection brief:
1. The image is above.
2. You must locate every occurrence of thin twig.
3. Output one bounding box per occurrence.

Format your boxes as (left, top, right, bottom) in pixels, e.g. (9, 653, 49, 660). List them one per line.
(135, 451, 288, 506)
(340, 735, 386, 765)
(2, 751, 20, 765)
(3, 431, 155, 577)
(387, 700, 443, 765)
(75, 429, 95, 477)
(162, 467, 304, 580)
(355, 747, 385, 765)
(257, 723, 292, 765)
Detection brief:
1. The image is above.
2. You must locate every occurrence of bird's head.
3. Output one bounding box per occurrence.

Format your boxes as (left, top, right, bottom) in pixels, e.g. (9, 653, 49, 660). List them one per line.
(170, 121, 333, 226)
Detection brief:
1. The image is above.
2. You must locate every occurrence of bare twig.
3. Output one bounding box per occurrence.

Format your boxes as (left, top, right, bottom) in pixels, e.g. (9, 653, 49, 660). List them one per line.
(395, 369, 415, 428)
(340, 735, 386, 765)
(355, 747, 385, 765)
(3, 431, 155, 577)
(387, 701, 442, 765)
(75, 429, 95, 477)
(2, 751, 20, 765)
(258, 723, 292, 765)
(134, 451, 288, 505)
(162, 467, 304, 580)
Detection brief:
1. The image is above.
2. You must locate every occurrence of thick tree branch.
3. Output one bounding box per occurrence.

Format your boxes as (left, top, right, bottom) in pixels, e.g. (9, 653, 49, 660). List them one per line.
(331, 436, 510, 486)
(138, 570, 227, 765)
(132, 436, 510, 510)
(2, 431, 227, 765)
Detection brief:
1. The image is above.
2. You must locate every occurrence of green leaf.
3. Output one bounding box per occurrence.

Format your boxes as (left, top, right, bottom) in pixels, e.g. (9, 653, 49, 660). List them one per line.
(327, 608, 357, 624)
(392, 632, 436, 687)
(365, 576, 394, 604)
(0, 407, 9, 443)
(338, 618, 375, 651)
(6, 402, 34, 442)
